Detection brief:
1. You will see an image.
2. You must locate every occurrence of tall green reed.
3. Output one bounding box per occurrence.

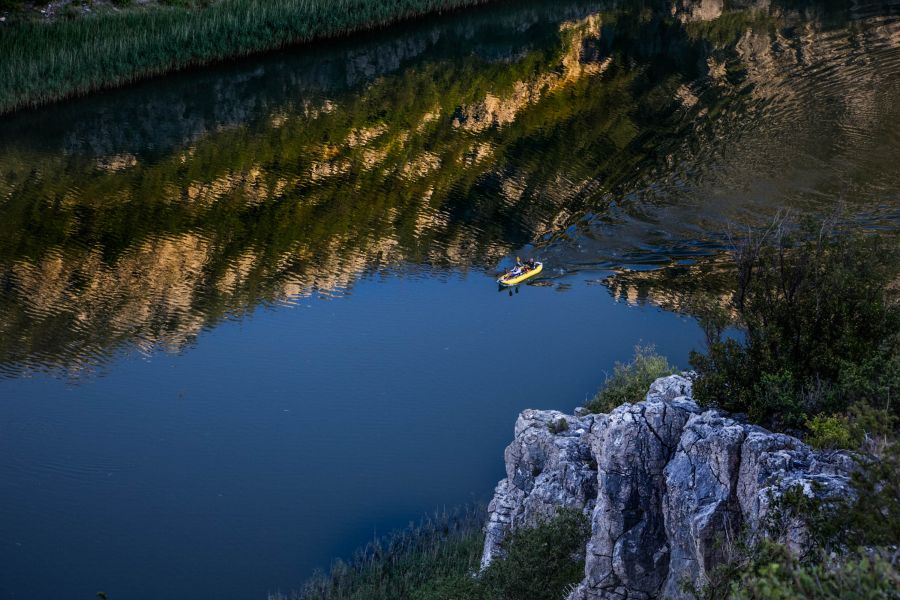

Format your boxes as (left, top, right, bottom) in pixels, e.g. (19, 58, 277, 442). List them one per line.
(269, 505, 486, 600)
(0, 0, 495, 113)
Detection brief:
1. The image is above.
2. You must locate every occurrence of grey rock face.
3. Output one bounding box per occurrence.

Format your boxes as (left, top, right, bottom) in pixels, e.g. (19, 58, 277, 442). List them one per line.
(480, 374, 854, 599)
(481, 409, 601, 569)
(661, 411, 747, 599)
(580, 393, 699, 598)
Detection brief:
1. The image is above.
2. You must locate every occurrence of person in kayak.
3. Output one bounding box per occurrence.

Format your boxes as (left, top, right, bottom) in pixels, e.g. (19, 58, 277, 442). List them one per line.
(508, 257, 535, 277)
(505, 258, 534, 281)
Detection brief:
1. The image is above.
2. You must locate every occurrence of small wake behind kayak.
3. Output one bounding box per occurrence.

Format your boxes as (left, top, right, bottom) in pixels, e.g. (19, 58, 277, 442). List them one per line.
(498, 262, 543, 286)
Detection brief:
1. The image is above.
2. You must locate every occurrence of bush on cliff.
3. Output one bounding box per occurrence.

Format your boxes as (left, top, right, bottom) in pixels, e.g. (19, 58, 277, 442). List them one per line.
(683, 219, 900, 599)
(693, 438, 900, 600)
(479, 508, 590, 600)
(417, 508, 590, 600)
(585, 345, 676, 414)
(831, 443, 900, 549)
(689, 219, 899, 437)
(732, 543, 899, 600)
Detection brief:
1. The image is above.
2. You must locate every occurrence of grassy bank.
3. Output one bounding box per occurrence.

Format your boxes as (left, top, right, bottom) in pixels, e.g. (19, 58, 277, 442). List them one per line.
(275, 506, 589, 600)
(0, 0, 496, 114)
(278, 506, 486, 600)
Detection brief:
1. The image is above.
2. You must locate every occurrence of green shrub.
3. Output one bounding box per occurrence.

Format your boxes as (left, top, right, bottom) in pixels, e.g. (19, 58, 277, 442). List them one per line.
(547, 418, 569, 434)
(281, 506, 486, 600)
(804, 413, 853, 449)
(834, 442, 900, 548)
(585, 345, 676, 414)
(846, 402, 897, 447)
(799, 403, 895, 454)
(695, 539, 900, 600)
(477, 508, 590, 600)
(690, 224, 899, 433)
(414, 509, 590, 600)
(286, 507, 590, 600)
(733, 544, 899, 600)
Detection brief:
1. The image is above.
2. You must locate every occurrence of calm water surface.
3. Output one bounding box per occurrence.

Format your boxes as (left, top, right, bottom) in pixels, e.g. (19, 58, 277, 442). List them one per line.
(1, 0, 899, 598)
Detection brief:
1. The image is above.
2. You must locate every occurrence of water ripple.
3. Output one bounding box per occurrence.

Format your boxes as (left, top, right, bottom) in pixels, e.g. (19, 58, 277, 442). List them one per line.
(1, 0, 898, 378)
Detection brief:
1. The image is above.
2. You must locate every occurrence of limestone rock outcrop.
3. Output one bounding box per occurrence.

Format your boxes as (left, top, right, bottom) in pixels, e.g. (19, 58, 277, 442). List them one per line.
(481, 408, 601, 569)
(481, 374, 854, 599)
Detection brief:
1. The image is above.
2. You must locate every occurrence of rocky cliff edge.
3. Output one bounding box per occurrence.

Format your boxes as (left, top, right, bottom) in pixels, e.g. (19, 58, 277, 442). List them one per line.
(481, 374, 854, 599)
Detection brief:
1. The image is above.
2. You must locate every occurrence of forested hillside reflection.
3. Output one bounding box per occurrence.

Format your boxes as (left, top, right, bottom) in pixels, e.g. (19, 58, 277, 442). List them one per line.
(1, 0, 897, 375)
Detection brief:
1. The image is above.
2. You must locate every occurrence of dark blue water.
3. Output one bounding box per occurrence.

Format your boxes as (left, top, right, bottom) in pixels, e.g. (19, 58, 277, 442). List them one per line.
(1, 0, 898, 598)
(1, 273, 702, 599)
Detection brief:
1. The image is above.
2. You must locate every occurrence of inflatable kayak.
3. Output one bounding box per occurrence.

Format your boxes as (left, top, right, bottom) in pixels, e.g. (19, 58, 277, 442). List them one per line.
(498, 262, 543, 286)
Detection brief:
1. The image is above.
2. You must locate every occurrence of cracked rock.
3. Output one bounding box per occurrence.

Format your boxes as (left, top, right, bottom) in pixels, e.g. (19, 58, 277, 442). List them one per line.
(480, 374, 854, 599)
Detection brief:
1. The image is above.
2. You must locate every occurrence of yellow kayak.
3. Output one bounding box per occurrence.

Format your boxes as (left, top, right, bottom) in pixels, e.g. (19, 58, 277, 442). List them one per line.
(498, 262, 543, 286)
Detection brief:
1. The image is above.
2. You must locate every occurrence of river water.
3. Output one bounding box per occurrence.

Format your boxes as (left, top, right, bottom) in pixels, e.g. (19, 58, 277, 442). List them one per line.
(1, 0, 898, 598)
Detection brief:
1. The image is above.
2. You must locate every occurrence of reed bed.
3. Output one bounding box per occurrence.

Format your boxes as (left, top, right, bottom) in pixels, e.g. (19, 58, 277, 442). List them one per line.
(0, 0, 494, 114)
(269, 504, 590, 599)
(269, 505, 487, 600)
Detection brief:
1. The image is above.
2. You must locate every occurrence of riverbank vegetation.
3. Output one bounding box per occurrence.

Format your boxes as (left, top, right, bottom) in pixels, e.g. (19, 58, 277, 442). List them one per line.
(693, 440, 900, 599)
(584, 345, 676, 413)
(681, 220, 900, 599)
(690, 219, 899, 439)
(422, 509, 589, 600)
(584, 222, 899, 599)
(0, 0, 494, 114)
(278, 507, 589, 600)
(279, 507, 485, 600)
